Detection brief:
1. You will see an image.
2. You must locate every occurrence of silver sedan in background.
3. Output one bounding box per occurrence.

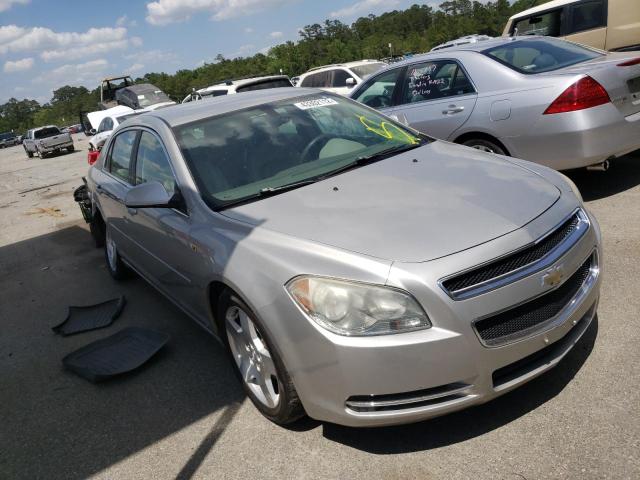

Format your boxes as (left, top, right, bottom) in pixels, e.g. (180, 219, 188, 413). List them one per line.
(87, 89, 601, 427)
(351, 36, 640, 170)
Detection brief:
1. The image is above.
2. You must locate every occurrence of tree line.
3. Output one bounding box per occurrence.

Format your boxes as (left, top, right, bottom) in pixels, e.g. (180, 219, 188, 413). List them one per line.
(0, 0, 546, 133)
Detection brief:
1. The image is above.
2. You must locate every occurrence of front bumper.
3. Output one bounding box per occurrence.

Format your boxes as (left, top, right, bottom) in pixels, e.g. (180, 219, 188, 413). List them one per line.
(263, 207, 602, 427)
(505, 103, 640, 170)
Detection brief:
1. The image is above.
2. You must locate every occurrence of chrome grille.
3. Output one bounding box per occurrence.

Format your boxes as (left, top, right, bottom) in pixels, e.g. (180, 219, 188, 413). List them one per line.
(474, 253, 595, 347)
(441, 209, 589, 300)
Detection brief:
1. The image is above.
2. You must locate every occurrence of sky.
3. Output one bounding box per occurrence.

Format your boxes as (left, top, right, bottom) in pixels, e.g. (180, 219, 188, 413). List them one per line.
(0, 0, 434, 104)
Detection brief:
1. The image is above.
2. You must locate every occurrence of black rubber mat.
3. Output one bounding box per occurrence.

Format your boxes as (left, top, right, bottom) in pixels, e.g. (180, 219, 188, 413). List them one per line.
(62, 327, 170, 382)
(52, 296, 126, 336)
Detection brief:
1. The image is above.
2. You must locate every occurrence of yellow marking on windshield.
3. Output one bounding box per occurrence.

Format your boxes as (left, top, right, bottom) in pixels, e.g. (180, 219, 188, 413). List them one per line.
(357, 115, 420, 144)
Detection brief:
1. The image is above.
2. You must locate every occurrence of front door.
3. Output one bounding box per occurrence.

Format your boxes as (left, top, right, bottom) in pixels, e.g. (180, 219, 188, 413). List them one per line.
(391, 60, 477, 140)
(124, 129, 208, 322)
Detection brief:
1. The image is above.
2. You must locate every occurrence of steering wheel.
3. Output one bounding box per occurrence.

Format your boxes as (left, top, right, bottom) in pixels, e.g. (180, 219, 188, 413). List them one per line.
(300, 134, 334, 161)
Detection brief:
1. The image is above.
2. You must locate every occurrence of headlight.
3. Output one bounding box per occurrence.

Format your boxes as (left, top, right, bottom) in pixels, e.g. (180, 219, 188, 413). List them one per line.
(286, 276, 431, 336)
(559, 173, 583, 203)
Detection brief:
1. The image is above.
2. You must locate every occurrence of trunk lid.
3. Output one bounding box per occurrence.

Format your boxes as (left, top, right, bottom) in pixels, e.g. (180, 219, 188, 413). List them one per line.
(221, 142, 561, 263)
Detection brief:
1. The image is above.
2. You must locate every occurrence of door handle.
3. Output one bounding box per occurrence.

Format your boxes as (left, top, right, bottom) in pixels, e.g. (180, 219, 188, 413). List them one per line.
(442, 105, 465, 115)
(127, 207, 137, 216)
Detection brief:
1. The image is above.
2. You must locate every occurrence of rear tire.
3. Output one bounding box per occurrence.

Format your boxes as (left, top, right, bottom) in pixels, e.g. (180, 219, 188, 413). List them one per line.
(218, 291, 304, 426)
(462, 138, 507, 156)
(104, 224, 131, 280)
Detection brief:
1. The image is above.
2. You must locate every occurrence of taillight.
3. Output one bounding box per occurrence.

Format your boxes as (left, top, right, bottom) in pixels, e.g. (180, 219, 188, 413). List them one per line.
(617, 57, 640, 67)
(543, 76, 611, 115)
(88, 150, 100, 165)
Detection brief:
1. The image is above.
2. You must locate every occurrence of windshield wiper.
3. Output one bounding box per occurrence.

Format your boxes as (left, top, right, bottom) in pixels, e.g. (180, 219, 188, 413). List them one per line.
(318, 143, 423, 180)
(215, 179, 317, 210)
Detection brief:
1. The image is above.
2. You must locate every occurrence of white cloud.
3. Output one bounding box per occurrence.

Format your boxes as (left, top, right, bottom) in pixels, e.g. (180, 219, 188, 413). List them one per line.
(231, 43, 256, 57)
(244, 27, 254, 33)
(146, 0, 295, 25)
(0, 0, 29, 13)
(123, 49, 177, 65)
(269, 31, 283, 38)
(116, 15, 138, 28)
(330, 0, 398, 19)
(0, 25, 137, 62)
(3, 56, 34, 73)
(127, 62, 145, 73)
(32, 59, 109, 89)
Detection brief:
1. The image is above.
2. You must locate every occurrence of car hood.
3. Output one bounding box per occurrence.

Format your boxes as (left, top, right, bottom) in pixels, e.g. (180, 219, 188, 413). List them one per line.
(221, 141, 560, 262)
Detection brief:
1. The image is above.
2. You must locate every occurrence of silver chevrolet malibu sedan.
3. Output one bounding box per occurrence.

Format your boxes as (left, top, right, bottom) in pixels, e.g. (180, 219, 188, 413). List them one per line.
(350, 36, 640, 170)
(87, 89, 602, 427)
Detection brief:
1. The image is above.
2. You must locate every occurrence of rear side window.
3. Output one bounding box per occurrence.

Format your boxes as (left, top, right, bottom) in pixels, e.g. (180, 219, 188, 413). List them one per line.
(484, 38, 601, 74)
(568, 0, 606, 34)
(301, 72, 330, 88)
(134, 131, 176, 196)
(513, 8, 563, 36)
(108, 130, 137, 183)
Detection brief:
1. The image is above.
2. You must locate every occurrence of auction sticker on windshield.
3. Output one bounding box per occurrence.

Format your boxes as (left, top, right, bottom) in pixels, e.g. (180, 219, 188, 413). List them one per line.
(294, 98, 338, 110)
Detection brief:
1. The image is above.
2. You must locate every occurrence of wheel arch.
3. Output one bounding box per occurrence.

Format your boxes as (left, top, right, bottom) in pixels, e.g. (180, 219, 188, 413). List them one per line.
(453, 131, 511, 156)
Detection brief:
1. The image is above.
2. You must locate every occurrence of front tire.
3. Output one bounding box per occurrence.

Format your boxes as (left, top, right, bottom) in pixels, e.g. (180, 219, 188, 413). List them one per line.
(218, 291, 304, 425)
(67, 145, 75, 153)
(25, 146, 33, 158)
(462, 138, 507, 156)
(104, 224, 130, 280)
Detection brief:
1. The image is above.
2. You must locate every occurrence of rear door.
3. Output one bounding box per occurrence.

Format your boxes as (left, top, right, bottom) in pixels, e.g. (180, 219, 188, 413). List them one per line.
(390, 60, 477, 140)
(94, 129, 139, 257)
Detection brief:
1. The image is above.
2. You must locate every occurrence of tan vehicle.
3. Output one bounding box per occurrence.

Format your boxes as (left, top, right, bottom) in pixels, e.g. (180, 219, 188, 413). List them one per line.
(503, 0, 640, 51)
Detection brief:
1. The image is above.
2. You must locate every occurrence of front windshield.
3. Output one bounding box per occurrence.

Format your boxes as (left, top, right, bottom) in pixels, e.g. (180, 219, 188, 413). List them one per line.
(174, 94, 425, 209)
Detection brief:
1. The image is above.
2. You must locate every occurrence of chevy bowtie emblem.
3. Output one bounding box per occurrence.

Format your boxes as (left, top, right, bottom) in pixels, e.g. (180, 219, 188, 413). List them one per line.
(542, 265, 565, 288)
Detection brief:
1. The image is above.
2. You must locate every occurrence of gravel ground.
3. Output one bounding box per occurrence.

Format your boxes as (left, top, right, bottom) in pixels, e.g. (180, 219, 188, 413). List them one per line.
(1, 137, 639, 479)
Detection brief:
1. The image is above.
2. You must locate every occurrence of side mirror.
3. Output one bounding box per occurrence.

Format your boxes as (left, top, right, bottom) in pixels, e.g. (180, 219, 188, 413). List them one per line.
(125, 181, 173, 208)
(88, 128, 97, 136)
(345, 77, 356, 87)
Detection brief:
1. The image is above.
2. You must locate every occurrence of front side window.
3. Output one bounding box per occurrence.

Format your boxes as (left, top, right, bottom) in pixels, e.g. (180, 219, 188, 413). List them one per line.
(173, 94, 425, 209)
(513, 8, 563, 36)
(569, 0, 606, 34)
(353, 68, 402, 108)
(108, 130, 137, 183)
(331, 69, 351, 87)
(134, 131, 176, 196)
(400, 61, 473, 104)
(484, 38, 601, 74)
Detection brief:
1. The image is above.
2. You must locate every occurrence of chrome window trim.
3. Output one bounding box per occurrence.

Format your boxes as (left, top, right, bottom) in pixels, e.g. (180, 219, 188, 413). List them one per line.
(472, 249, 599, 348)
(439, 208, 589, 300)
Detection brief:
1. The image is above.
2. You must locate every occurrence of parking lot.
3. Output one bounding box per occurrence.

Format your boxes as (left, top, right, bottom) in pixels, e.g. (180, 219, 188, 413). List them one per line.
(1, 136, 639, 479)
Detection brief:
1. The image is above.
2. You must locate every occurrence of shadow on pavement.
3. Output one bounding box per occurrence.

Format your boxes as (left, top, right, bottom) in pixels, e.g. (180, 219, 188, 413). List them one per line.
(322, 317, 598, 453)
(0, 226, 243, 479)
(565, 150, 640, 201)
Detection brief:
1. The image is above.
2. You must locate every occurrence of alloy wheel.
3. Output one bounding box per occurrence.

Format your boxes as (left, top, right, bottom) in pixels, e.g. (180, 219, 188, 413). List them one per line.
(105, 228, 117, 272)
(225, 305, 281, 409)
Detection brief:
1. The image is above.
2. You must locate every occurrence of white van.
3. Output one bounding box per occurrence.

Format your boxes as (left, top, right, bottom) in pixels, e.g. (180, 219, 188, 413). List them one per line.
(504, 0, 640, 51)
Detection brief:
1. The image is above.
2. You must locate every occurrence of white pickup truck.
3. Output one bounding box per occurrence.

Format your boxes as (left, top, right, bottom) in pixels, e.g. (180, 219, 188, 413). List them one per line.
(23, 126, 74, 158)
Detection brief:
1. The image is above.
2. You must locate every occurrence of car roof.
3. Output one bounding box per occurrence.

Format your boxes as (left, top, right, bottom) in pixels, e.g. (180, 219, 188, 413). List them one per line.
(302, 60, 384, 75)
(509, 0, 571, 20)
(386, 36, 550, 68)
(147, 88, 324, 127)
(198, 75, 290, 93)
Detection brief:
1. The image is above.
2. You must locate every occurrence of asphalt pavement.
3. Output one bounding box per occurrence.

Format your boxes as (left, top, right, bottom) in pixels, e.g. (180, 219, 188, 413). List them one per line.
(1, 137, 639, 479)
